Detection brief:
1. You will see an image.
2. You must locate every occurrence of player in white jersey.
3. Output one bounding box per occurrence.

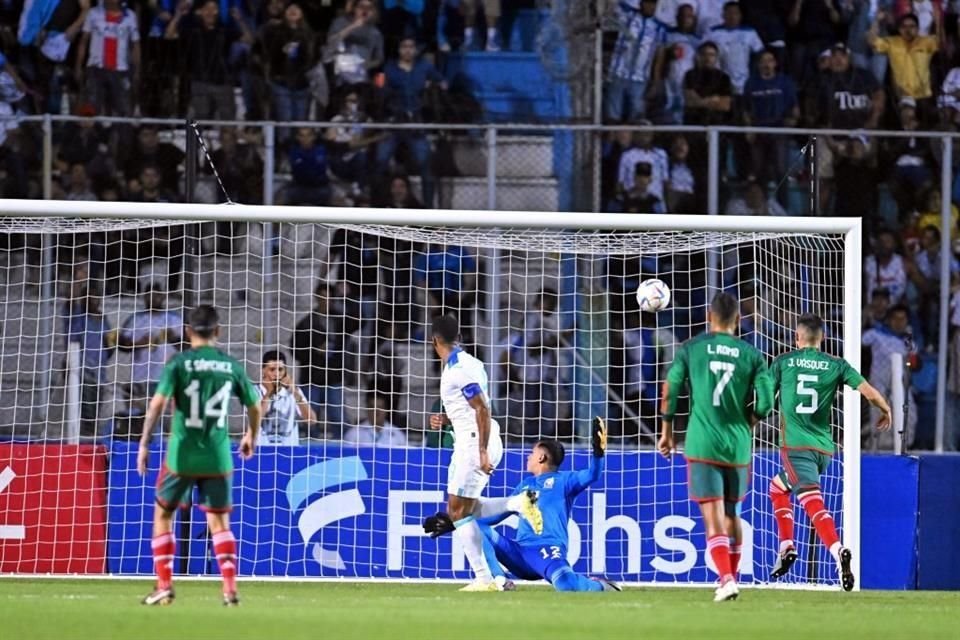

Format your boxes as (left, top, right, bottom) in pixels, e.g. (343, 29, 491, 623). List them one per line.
(429, 314, 540, 591)
(257, 351, 316, 446)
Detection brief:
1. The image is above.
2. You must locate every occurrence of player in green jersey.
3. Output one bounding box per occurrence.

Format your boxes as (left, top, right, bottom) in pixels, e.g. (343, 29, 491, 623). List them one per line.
(768, 313, 891, 591)
(659, 292, 774, 602)
(136, 305, 261, 607)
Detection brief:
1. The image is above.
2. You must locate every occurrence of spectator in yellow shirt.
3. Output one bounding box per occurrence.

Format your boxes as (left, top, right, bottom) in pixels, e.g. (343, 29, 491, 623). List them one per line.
(868, 11, 938, 117)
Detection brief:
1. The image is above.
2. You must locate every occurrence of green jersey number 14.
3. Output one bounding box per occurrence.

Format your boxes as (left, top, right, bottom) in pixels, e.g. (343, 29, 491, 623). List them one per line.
(184, 379, 233, 429)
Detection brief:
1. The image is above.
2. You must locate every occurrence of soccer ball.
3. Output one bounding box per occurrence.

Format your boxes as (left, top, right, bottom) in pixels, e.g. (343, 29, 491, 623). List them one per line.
(636, 278, 671, 312)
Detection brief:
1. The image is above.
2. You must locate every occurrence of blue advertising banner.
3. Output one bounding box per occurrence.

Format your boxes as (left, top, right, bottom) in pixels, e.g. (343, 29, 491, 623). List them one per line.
(108, 443, 854, 585)
(916, 455, 960, 590)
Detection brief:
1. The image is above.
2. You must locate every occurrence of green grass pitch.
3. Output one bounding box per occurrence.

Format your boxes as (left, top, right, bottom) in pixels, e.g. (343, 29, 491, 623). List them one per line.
(2, 579, 958, 640)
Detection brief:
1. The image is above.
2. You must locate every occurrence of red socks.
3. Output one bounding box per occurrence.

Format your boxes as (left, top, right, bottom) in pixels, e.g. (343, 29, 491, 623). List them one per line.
(729, 540, 742, 576)
(212, 530, 238, 594)
(707, 534, 734, 584)
(770, 481, 795, 549)
(151, 532, 175, 590)
(799, 490, 840, 550)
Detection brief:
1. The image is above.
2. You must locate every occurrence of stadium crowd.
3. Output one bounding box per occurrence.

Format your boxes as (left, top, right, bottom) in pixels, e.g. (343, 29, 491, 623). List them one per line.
(3, 0, 960, 451)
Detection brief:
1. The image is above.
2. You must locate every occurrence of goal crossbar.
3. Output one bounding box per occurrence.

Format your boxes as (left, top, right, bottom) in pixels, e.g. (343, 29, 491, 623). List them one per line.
(0, 199, 862, 234)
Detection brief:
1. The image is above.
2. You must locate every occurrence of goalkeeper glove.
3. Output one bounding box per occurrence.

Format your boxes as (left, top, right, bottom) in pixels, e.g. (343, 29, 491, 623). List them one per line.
(592, 416, 608, 458)
(422, 512, 455, 539)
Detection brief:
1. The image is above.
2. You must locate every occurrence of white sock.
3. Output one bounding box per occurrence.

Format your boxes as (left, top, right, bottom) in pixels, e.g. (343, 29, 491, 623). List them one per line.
(829, 541, 842, 563)
(476, 497, 511, 519)
(465, 27, 475, 42)
(454, 518, 492, 582)
(487, 27, 497, 41)
(780, 540, 795, 553)
(494, 574, 507, 588)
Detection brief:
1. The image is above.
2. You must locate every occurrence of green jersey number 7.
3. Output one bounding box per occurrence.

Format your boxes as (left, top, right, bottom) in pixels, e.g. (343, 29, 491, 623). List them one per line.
(710, 361, 735, 406)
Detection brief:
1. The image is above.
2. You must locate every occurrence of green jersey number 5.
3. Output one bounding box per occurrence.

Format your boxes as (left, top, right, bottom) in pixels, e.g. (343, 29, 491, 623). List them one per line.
(796, 374, 819, 414)
(710, 361, 735, 406)
(184, 380, 233, 429)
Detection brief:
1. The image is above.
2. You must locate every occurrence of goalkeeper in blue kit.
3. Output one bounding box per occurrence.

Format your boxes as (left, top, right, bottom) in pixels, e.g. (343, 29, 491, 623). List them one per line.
(424, 417, 620, 592)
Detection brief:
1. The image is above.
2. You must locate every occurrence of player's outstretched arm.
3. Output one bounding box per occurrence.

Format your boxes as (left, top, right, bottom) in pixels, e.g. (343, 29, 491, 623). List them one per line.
(567, 417, 608, 496)
(858, 381, 892, 432)
(137, 392, 170, 476)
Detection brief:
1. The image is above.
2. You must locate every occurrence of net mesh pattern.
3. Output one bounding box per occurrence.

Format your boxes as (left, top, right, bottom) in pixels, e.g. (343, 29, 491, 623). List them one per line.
(0, 215, 853, 587)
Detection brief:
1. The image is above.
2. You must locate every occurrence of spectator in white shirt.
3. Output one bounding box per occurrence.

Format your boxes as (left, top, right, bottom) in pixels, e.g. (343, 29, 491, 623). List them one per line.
(258, 350, 316, 446)
(656, 0, 700, 27)
(75, 0, 140, 116)
(117, 281, 182, 415)
(864, 229, 909, 304)
(344, 394, 408, 446)
(660, 3, 702, 123)
(617, 123, 670, 199)
(708, 1, 765, 95)
(667, 135, 696, 213)
(938, 64, 960, 124)
(606, 0, 667, 122)
(862, 304, 916, 450)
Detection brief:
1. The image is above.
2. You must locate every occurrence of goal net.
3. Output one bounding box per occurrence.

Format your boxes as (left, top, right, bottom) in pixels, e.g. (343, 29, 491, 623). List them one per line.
(0, 201, 860, 588)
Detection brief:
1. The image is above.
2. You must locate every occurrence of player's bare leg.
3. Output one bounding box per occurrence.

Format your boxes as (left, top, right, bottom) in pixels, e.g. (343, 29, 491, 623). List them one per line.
(208, 512, 240, 605)
(143, 504, 176, 606)
(698, 500, 738, 602)
(449, 495, 498, 591)
(769, 476, 798, 579)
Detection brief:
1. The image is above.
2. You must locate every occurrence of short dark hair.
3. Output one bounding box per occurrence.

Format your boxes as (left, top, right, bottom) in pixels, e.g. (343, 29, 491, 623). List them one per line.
(535, 439, 566, 468)
(698, 41, 719, 54)
(189, 304, 219, 338)
(431, 314, 460, 344)
(922, 224, 941, 240)
(899, 12, 919, 27)
(710, 291, 739, 325)
(723, 1, 740, 10)
(887, 303, 910, 319)
(797, 313, 824, 336)
(262, 350, 287, 366)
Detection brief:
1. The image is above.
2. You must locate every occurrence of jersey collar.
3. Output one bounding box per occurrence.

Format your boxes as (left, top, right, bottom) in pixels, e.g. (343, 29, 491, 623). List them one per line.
(446, 346, 463, 366)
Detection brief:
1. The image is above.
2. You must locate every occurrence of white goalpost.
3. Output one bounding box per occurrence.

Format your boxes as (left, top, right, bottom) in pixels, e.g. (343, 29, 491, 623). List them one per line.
(0, 199, 861, 589)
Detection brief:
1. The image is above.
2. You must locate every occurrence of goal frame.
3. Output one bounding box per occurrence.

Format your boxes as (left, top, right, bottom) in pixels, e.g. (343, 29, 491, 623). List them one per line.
(0, 199, 863, 589)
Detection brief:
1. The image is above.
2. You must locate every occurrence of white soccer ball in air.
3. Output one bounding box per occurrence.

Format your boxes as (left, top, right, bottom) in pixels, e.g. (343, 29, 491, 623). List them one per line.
(636, 278, 671, 312)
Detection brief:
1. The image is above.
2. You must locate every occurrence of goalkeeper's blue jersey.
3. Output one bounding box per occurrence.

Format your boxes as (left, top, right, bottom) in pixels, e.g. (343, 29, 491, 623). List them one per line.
(511, 456, 604, 548)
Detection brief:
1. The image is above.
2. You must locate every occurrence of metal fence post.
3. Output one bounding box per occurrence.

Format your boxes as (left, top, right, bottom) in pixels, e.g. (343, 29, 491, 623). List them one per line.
(486, 125, 497, 211)
(707, 127, 720, 295)
(936, 140, 953, 452)
(263, 122, 275, 286)
(40, 114, 55, 435)
(42, 114, 52, 200)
